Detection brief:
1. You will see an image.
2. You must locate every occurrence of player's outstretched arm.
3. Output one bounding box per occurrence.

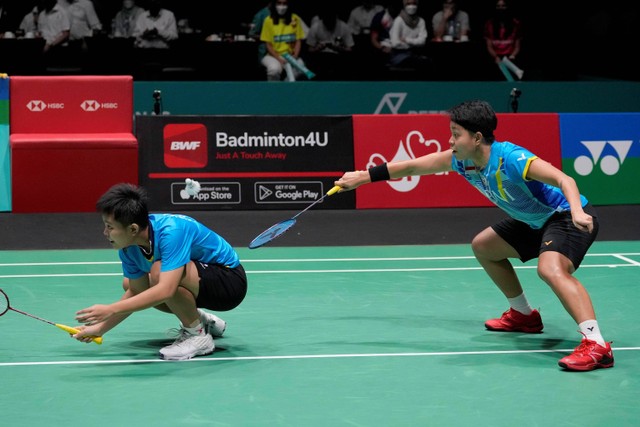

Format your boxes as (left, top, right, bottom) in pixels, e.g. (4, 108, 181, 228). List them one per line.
(336, 150, 454, 191)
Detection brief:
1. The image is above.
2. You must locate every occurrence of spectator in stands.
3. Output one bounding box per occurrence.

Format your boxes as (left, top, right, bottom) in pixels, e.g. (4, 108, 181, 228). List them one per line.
(347, 0, 383, 38)
(64, 0, 102, 44)
(132, 0, 178, 49)
(484, 0, 523, 80)
(305, 5, 355, 80)
(111, 0, 144, 39)
(388, 0, 432, 74)
(37, 0, 71, 53)
(248, 1, 271, 64)
(18, 6, 40, 37)
(432, 0, 470, 42)
(259, 0, 307, 81)
(368, 0, 401, 78)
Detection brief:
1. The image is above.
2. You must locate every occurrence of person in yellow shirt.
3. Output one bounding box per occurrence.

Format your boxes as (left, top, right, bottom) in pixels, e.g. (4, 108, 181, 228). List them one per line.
(259, 0, 307, 81)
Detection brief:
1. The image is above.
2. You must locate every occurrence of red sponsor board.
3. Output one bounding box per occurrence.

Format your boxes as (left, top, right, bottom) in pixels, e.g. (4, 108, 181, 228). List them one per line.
(352, 114, 561, 209)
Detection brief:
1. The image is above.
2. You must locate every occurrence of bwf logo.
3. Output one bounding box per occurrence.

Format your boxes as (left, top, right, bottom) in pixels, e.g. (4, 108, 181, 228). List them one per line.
(164, 123, 208, 168)
(574, 140, 633, 176)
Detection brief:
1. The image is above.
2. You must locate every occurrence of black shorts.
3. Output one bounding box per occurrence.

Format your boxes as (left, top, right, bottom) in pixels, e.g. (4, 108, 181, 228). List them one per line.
(491, 204, 598, 269)
(194, 262, 247, 311)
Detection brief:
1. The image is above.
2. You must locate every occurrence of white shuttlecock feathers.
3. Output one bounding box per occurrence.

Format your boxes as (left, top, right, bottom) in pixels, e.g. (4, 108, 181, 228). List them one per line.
(185, 178, 201, 196)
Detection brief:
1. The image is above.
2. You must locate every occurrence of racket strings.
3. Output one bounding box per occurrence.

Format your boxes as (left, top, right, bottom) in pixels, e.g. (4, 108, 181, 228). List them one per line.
(249, 219, 296, 249)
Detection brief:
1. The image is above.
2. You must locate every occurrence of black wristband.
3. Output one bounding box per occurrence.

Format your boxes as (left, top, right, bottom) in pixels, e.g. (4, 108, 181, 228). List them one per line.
(368, 163, 390, 182)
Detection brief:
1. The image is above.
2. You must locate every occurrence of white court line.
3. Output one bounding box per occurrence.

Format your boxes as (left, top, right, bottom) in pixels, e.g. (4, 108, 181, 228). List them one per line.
(613, 254, 640, 266)
(1, 252, 639, 267)
(0, 252, 638, 278)
(0, 263, 639, 279)
(0, 347, 638, 367)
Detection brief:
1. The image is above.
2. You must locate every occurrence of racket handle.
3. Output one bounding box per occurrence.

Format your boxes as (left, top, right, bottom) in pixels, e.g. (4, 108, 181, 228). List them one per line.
(56, 323, 103, 345)
(327, 185, 341, 196)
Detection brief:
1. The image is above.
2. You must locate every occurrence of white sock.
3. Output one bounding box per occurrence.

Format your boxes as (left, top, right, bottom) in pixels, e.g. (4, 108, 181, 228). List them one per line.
(579, 320, 606, 347)
(507, 293, 533, 315)
(184, 321, 206, 336)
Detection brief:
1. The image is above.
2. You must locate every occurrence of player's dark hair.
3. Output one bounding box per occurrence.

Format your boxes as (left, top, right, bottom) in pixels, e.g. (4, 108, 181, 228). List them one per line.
(447, 100, 497, 144)
(96, 183, 149, 229)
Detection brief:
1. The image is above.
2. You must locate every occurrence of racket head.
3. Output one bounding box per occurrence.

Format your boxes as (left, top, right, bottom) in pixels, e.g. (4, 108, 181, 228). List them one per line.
(0, 289, 9, 316)
(249, 219, 297, 249)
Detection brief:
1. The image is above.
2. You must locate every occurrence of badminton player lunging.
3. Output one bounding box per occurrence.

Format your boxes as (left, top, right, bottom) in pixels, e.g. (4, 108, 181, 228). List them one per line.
(335, 100, 613, 372)
(73, 183, 247, 360)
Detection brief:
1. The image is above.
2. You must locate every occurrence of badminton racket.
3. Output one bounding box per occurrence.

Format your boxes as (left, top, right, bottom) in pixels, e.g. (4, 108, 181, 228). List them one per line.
(0, 288, 102, 345)
(249, 185, 341, 249)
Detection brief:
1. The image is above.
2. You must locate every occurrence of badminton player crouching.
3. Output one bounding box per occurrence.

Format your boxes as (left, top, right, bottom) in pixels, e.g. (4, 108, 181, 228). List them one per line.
(73, 183, 247, 360)
(335, 100, 614, 372)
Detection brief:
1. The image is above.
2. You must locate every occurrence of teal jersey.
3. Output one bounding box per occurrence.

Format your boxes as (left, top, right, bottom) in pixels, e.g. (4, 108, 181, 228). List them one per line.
(120, 214, 240, 279)
(452, 141, 588, 229)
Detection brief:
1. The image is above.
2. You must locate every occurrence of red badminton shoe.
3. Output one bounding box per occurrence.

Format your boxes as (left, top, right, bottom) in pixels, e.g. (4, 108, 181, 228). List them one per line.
(485, 308, 544, 333)
(558, 334, 614, 371)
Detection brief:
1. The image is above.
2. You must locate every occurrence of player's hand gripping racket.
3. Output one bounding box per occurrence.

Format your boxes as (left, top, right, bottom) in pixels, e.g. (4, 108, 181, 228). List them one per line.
(249, 185, 341, 249)
(0, 288, 103, 345)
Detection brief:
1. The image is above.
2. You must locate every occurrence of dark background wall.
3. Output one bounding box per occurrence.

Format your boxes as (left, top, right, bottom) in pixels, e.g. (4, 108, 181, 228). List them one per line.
(4, 1, 639, 81)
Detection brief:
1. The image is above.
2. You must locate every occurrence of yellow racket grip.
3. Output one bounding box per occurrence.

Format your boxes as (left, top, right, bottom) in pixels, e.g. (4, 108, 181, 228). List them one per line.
(327, 185, 341, 196)
(56, 323, 103, 345)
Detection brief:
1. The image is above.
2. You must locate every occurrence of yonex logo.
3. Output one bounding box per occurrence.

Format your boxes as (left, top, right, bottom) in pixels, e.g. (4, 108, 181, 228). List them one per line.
(81, 100, 101, 111)
(26, 100, 46, 112)
(575, 140, 633, 176)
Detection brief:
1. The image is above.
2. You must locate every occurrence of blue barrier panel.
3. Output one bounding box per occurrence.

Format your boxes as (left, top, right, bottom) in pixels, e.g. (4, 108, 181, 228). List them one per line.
(0, 75, 9, 211)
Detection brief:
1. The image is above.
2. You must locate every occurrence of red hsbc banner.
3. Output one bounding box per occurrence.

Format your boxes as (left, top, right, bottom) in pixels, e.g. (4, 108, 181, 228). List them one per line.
(352, 113, 561, 209)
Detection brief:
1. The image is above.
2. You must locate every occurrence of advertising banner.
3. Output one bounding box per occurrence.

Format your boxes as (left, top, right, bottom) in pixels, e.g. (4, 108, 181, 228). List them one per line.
(352, 113, 561, 209)
(559, 113, 640, 204)
(136, 115, 355, 210)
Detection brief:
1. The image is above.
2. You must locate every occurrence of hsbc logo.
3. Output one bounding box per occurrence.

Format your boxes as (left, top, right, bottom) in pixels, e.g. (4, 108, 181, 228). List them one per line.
(26, 100, 63, 111)
(81, 100, 100, 111)
(164, 123, 208, 168)
(81, 100, 119, 111)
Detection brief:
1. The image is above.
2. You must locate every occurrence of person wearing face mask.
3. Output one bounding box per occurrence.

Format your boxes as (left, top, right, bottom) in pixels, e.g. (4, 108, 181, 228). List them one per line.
(484, 0, 524, 80)
(387, 0, 432, 76)
(112, 0, 144, 38)
(259, 0, 308, 81)
(432, 0, 470, 42)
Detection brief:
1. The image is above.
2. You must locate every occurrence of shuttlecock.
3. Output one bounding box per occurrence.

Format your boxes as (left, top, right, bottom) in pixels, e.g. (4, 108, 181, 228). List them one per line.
(185, 178, 201, 197)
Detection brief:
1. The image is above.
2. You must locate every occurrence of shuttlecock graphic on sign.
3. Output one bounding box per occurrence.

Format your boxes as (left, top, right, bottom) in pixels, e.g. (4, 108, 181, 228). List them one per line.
(180, 178, 201, 199)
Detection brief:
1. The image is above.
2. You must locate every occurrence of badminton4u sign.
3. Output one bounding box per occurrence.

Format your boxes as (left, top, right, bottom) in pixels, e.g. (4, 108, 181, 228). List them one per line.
(136, 115, 355, 210)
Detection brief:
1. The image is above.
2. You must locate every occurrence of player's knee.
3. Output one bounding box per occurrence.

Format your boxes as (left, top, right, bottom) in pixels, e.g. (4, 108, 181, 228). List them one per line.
(471, 233, 490, 257)
(536, 263, 563, 285)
